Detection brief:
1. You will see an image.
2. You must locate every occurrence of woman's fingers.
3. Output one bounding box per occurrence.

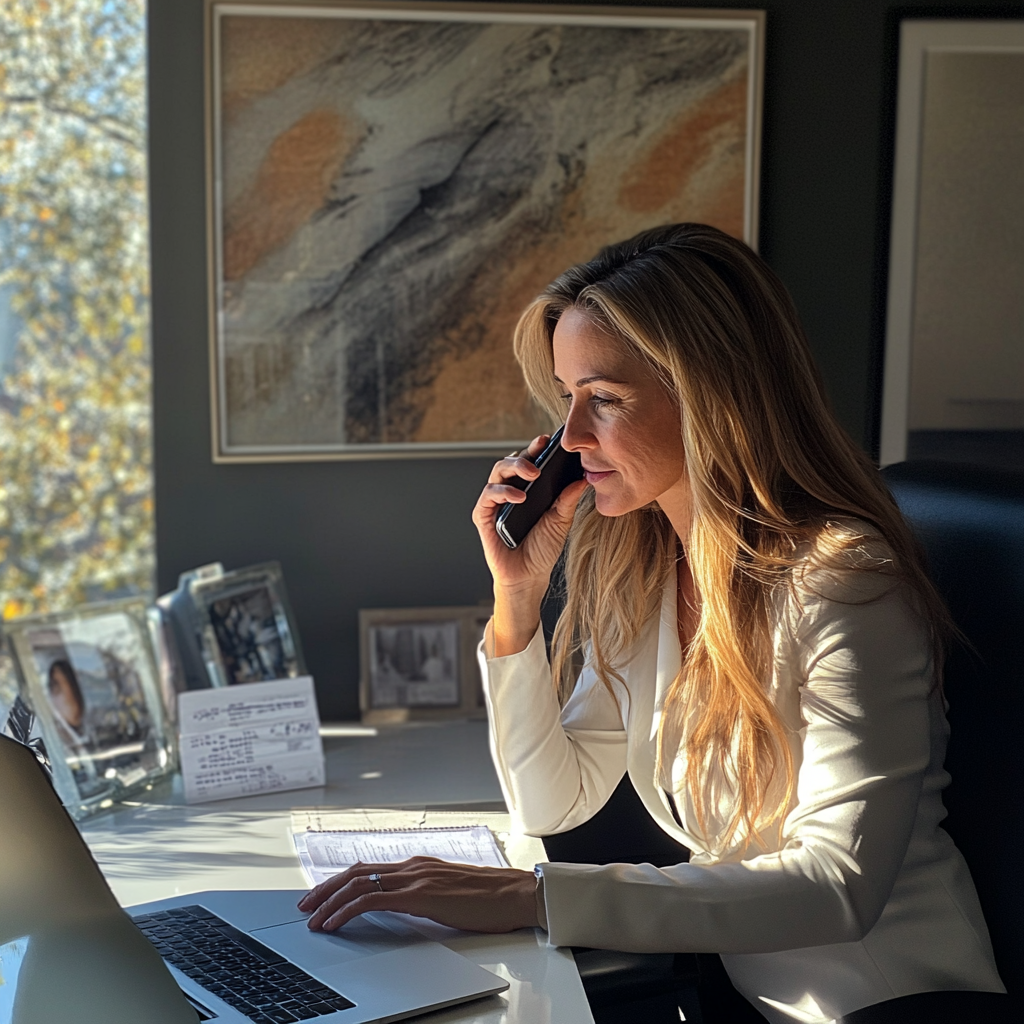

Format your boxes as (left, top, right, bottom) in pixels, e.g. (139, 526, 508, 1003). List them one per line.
(305, 875, 391, 932)
(471, 431, 589, 602)
(297, 859, 395, 913)
(485, 433, 552, 485)
(550, 476, 590, 520)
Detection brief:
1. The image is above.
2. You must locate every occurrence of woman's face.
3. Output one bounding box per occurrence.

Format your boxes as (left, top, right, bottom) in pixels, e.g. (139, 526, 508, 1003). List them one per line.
(49, 666, 83, 729)
(553, 307, 689, 520)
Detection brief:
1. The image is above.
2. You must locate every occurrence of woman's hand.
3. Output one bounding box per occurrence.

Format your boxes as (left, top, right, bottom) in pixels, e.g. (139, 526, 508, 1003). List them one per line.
(296, 858, 539, 934)
(472, 435, 589, 655)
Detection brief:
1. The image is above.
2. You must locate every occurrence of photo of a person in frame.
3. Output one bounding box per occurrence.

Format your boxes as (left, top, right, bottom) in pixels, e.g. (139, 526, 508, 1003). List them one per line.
(369, 622, 460, 708)
(46, 658, 89, 752)
(43, 654, 105, 795)
(207, 586, 290, 685)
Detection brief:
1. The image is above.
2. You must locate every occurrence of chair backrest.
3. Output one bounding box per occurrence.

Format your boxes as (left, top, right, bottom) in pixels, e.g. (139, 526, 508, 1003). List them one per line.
(882, 460, 1024, 998)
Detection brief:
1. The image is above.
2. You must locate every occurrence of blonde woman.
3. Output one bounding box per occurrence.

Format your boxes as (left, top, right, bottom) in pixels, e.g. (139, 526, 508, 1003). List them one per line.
(299, 225, 1008, 1023)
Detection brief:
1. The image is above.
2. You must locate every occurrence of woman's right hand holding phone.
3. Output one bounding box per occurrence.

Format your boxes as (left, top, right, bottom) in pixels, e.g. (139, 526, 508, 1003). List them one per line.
(472, 434, 589, 657)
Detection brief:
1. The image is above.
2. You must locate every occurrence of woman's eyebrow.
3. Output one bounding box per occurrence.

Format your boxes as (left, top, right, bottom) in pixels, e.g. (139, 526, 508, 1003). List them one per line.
(553, 373, 631, 387)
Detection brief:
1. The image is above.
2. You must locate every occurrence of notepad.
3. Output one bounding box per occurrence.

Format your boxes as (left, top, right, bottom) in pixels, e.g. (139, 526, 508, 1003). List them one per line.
(178, 677, 325, 804)
(292, 825, 508, 887)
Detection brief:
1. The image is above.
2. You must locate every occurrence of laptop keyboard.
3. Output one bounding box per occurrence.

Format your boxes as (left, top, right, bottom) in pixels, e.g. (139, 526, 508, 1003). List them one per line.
(133, 905, 356, 1022)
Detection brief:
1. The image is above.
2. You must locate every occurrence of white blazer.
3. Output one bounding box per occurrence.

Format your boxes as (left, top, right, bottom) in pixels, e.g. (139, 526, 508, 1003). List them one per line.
(480, 547, 1004, 1024)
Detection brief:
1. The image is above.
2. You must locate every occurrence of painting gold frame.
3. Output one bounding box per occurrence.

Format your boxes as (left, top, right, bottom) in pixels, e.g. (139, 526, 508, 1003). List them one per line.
(206, 0, 765, 462)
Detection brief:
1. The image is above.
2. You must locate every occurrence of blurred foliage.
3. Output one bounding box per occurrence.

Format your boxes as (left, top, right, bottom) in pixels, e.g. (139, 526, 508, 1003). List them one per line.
(0, 0, 153, 620)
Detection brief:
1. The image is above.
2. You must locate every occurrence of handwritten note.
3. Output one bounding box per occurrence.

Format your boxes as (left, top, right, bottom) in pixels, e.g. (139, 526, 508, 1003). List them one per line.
(178, 677, 325, 804)
(292, 826, 508, 887)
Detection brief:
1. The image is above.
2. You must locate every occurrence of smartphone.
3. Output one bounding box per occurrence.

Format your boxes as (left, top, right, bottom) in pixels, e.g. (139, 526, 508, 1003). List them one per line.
(495, 426, 584, 549)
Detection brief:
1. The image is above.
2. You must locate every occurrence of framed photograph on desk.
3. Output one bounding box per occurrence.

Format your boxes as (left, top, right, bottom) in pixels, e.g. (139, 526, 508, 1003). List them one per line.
(359, 605, 492, 722)
(205, 0, 764, 462)
(2, 599, 175, 819)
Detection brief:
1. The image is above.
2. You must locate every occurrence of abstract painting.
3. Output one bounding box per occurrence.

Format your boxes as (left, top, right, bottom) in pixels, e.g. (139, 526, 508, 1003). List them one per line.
(206, 2, 764, 460)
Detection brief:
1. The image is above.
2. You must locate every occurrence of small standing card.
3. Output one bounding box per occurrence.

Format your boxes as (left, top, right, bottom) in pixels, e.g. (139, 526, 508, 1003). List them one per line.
(178, 677, 325, 804)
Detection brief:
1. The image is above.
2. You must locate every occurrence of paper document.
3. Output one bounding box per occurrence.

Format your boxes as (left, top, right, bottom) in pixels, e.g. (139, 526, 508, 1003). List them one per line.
(293, 826, 508, 887)
(178, 677, 325, 804)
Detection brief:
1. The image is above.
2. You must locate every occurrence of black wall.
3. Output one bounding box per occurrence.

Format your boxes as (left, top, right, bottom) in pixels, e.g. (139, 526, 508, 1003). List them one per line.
(148, 0, 1024, 719)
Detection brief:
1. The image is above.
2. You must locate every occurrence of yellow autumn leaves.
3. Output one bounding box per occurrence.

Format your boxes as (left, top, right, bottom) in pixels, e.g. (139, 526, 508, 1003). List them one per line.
(0, 0, 154, 619)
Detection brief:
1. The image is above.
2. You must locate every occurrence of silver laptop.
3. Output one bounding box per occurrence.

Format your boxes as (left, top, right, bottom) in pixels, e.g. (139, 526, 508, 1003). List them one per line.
(0, 735, 507, 1023)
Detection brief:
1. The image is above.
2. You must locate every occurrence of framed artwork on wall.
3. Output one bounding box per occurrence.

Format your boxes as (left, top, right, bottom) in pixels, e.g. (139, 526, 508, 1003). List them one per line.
(2, 599, 175, 820)
(358, 604, 492, 722)
(205, 0, 765, 461)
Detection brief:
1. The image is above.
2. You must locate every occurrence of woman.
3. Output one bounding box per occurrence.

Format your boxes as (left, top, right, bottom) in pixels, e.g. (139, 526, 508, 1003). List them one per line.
(299, 225, 1007, 1022)
(47, 659, 90, 750)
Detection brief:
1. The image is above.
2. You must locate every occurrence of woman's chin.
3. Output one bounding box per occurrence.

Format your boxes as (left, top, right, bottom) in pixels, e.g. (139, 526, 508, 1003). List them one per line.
(592, 491, 633, 517)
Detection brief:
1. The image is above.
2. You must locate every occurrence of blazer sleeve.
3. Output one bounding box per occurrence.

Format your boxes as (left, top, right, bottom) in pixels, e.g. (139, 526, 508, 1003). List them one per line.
(479, 622, 629, 836)
(537, 578, 937, 953)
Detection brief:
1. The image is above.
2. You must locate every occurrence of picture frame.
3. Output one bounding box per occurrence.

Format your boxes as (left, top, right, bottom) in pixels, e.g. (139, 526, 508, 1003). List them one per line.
(205, 0, 765, 462)
(146, 604, 188, 725)
(188, 561, 307, 687)
(2, 598, 175, 820)
(880, 19, 1024, 467)
(359, 604, 492, 722)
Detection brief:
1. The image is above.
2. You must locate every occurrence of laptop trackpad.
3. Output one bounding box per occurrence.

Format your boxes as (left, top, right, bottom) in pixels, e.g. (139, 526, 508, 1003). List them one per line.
(255, 917, 423, 968)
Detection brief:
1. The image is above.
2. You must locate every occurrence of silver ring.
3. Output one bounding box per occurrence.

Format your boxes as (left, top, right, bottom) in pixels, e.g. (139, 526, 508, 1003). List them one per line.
(368, 872, 384, 893)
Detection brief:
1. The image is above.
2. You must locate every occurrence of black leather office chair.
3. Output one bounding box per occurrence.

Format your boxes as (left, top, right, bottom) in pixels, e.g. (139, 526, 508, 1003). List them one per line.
(881, 460, 1024, 1004)
(542, 460, 1024, 1021)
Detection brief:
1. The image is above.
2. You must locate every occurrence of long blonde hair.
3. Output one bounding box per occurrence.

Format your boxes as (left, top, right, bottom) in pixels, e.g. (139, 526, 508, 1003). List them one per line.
(514, 224, 949, 852)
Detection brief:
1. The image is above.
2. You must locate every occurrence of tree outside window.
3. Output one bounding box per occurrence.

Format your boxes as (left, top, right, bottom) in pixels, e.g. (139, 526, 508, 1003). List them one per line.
(0, 0, 153, 619)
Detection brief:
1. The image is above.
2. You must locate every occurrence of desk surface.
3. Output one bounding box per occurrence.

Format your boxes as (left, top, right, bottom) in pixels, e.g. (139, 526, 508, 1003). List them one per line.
(82, 721, 595, 1024)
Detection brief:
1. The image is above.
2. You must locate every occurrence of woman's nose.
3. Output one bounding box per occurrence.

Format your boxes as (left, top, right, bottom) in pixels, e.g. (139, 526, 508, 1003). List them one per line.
(561, 406, 594, 451)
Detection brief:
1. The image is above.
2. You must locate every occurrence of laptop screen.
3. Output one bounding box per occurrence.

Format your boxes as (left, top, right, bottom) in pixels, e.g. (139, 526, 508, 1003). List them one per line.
(0, 735, 197, 1024)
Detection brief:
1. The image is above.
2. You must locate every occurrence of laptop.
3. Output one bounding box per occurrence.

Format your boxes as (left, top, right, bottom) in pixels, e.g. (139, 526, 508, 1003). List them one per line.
(0, 735, 508, 1023)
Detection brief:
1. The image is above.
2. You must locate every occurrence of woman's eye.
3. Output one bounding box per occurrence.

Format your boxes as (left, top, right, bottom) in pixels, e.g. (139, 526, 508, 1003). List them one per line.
(560, 392, 617, 409)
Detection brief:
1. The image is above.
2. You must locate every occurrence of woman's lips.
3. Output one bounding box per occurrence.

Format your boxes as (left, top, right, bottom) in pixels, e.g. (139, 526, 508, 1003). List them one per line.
(584, 468, 614, 484)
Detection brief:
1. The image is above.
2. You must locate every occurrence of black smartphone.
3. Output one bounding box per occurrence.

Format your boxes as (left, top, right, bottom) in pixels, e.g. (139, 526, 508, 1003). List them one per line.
(494, 426, 584, 549)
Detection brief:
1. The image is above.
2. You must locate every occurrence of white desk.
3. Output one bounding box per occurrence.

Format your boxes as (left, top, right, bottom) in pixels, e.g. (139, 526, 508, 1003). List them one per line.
(82, 721, 595, 1024)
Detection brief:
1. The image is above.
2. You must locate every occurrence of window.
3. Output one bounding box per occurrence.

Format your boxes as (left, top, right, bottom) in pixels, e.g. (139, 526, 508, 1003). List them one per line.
(0, 0, 152, 617)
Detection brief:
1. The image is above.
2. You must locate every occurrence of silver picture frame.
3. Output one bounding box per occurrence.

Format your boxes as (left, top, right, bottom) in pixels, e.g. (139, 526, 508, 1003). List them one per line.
(2, 598, 175, 820)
